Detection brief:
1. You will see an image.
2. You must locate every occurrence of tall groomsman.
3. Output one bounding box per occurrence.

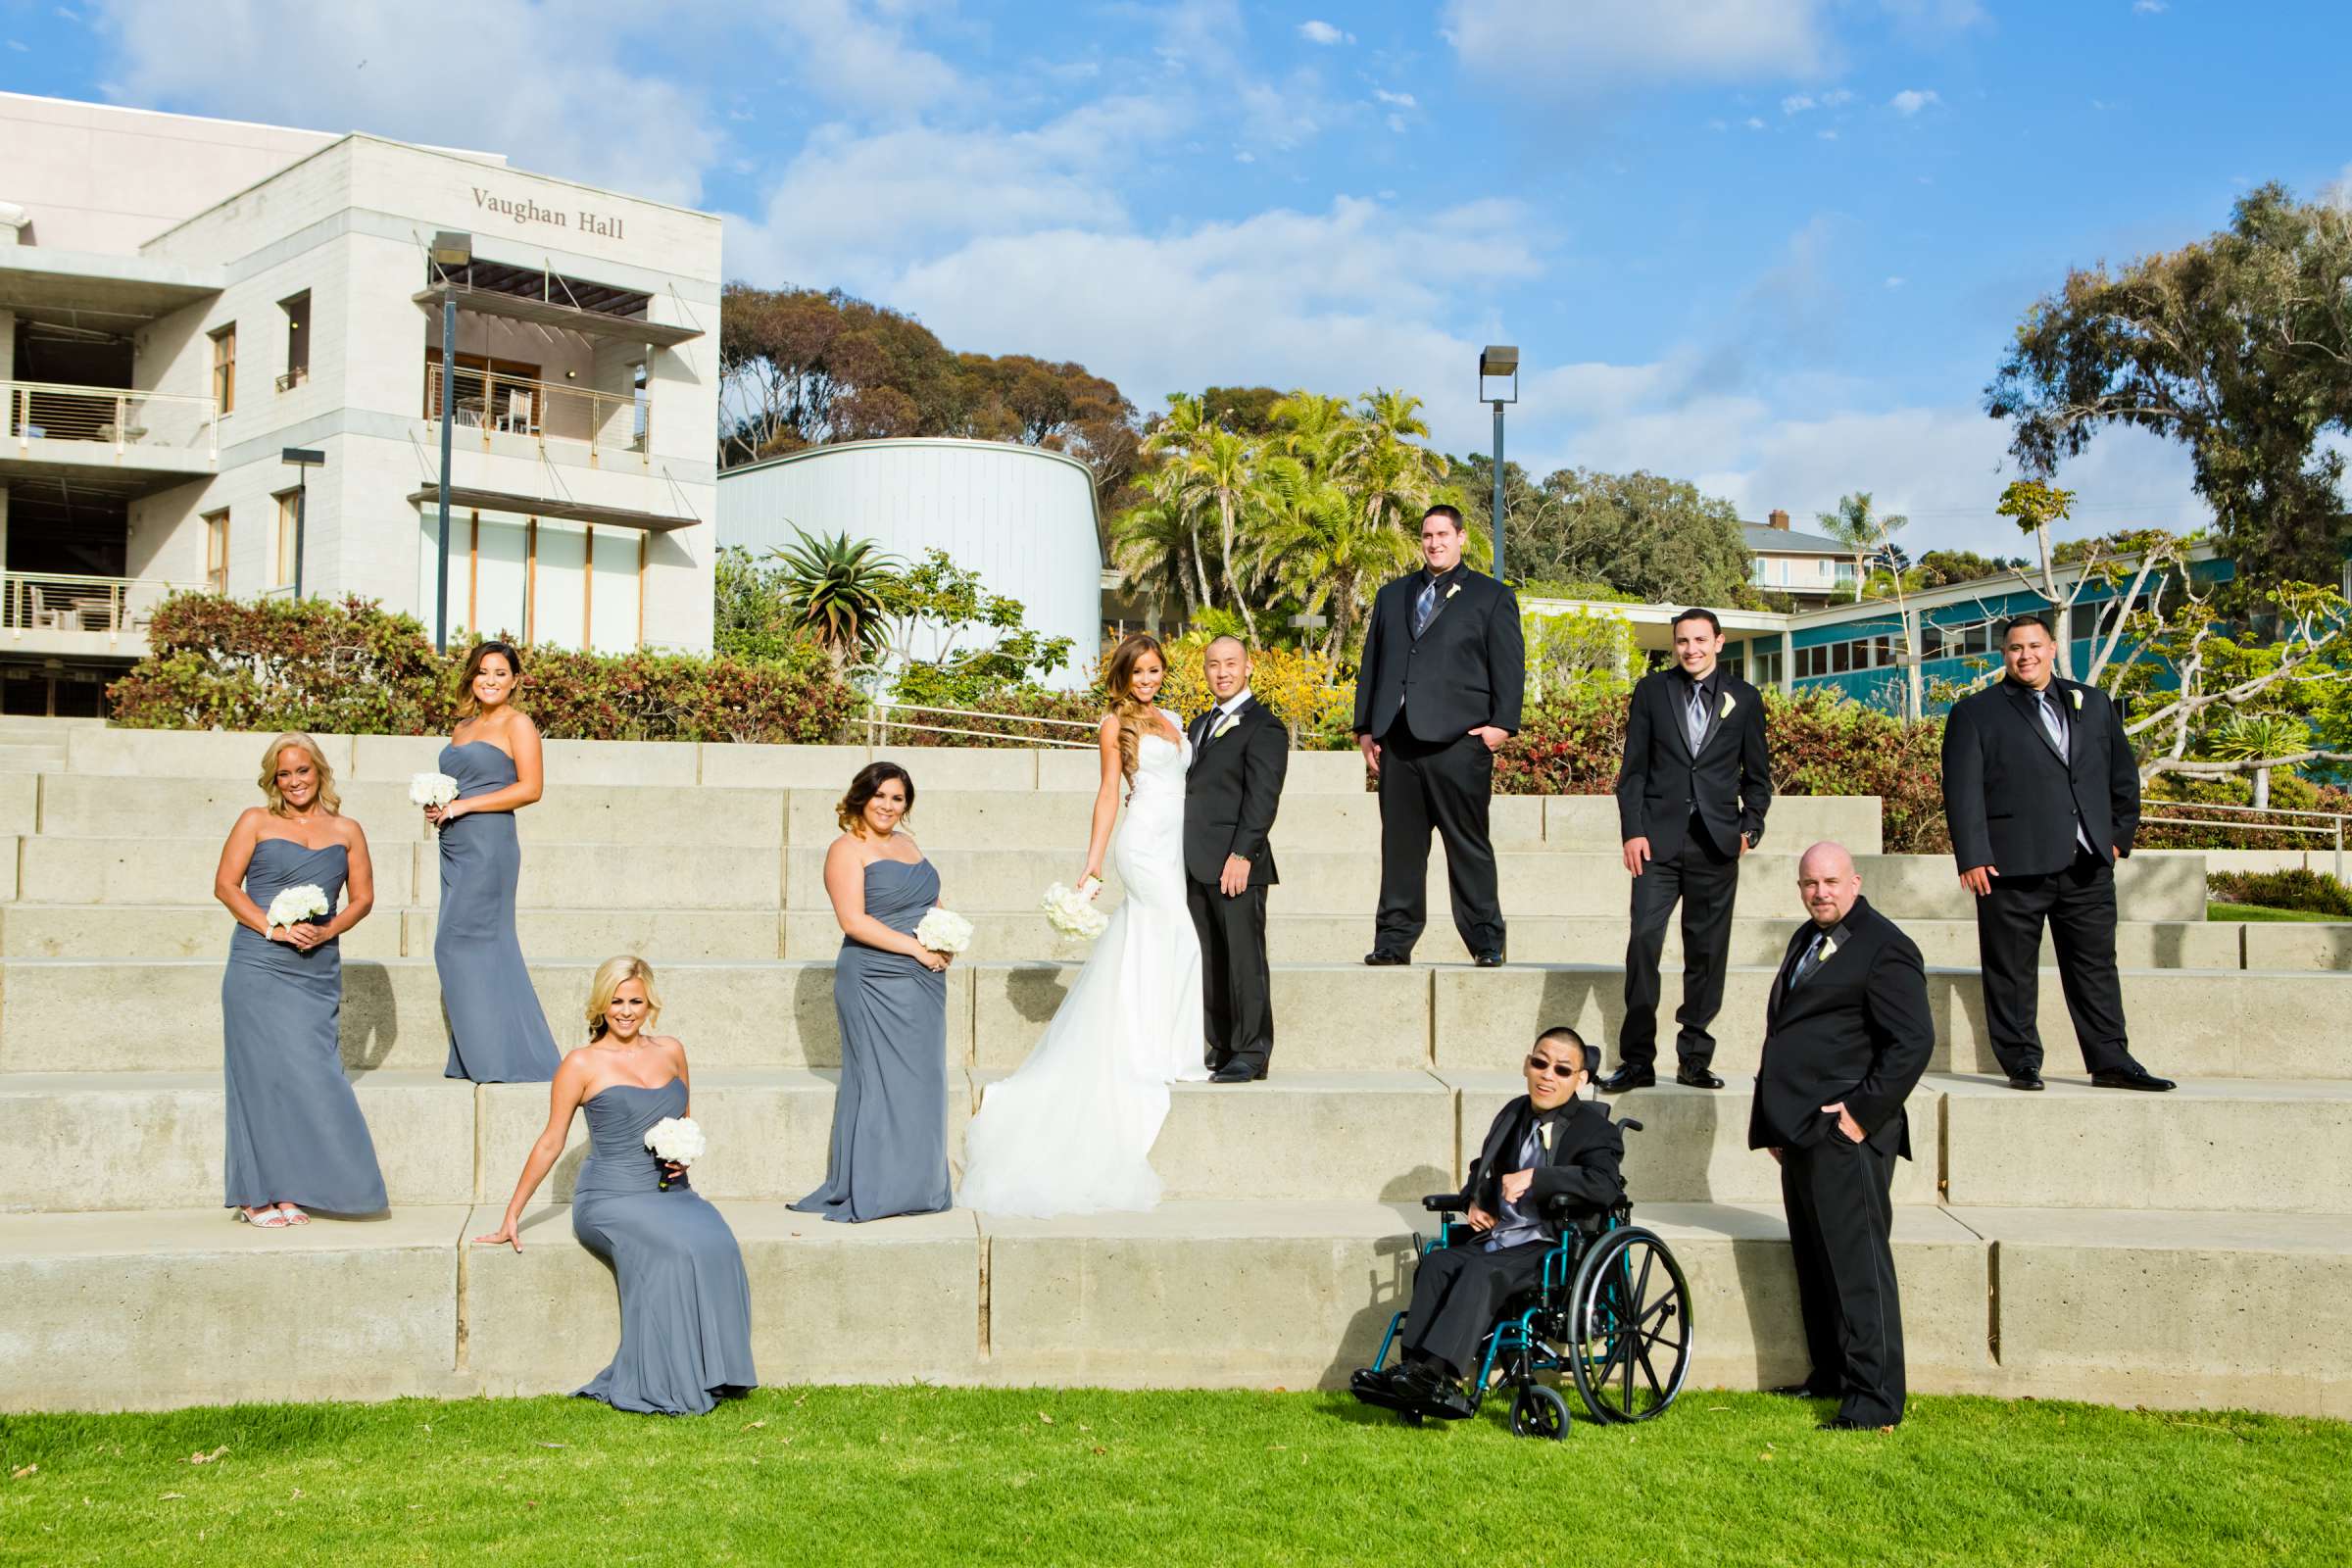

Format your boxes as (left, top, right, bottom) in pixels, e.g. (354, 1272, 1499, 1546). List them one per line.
(1940, 612, 2176, 1093)
(1600, 609, 1773, 1092)
(1353, 505, 1525, 967)
(1749, 842, 1933, 1432)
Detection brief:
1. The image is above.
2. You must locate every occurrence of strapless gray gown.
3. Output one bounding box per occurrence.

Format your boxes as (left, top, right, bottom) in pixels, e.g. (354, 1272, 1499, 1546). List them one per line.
(791, 858, 952, 1223)
(221, 838, 388, 1214)
(571, 1077, 758, 1415)
(435, 740, 560, 1083)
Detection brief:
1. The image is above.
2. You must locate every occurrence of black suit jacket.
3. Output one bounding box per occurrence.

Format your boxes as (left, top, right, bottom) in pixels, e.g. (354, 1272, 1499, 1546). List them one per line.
(1941, 675, 2138, 877)
(1452, 1095, 1626, 1242)
(1614, 667, 1774, 859)
(1746, 897, 1934, 1160)
(1183, 696, 1286, 887)
(1351, 566, 1526, 744)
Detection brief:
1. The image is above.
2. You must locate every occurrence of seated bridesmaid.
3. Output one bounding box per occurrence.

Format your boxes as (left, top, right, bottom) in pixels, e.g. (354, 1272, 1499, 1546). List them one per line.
(474, 956, 757, 1416)
(211, 731, 387, 1226)
(428, 639, 562, 1083)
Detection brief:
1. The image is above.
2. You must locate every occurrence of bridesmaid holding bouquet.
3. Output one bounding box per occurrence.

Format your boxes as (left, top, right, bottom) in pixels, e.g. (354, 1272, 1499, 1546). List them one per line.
(427, 640, 561, 1083)
(212, 732, 387, 1225)
(475, 956, 758, 1416)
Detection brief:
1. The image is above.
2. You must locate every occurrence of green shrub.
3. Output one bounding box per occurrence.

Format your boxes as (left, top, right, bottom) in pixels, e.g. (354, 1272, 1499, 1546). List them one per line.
(108, 593, 856, 744)
(2206, 867, 2352, 916)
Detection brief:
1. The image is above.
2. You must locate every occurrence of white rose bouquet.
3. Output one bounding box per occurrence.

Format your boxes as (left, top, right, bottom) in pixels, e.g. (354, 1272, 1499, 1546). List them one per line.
(644, 1115, 706, 1192)
(266, 883, 330, 932)
(915, 906, 974, 956)
(1042, 881, 1109, 941)
(410, 771, 460, 809)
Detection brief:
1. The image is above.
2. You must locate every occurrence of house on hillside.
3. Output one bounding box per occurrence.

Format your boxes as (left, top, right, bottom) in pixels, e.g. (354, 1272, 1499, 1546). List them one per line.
(1745, 509, 1857, 606)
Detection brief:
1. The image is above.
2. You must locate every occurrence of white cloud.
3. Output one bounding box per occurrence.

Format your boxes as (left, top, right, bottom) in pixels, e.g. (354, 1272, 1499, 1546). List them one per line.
(1373, 88, 1418, 108)
(1889, 87, 1940, 115)
(1782, 92, 1818, 114)
(1387, 112, 1408, 133)
(1706, 118, 1730, 130)
(1820, 87, 1854, 106)
(1745, 116, 1767, 129)
(1298, 19, 1351, 45)
(1816, 128, 1838, 140)
(1885, 275, 1906, 288)
(4, 37, 24, 49)
(2132, 0, 2167, 13)
(1448, 0, 1835, 81)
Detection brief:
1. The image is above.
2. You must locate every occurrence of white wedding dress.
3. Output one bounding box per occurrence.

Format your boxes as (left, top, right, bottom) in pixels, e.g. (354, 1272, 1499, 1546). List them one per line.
(957, 714, 1207, 1217)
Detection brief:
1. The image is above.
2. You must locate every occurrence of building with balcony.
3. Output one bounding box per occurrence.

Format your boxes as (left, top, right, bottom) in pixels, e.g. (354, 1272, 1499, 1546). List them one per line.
(0, 91, 719, 714)
(1745, 509, 1857, 606)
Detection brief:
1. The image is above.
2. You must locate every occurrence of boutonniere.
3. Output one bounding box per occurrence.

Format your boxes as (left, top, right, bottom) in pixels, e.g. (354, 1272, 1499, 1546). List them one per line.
(2069, 689, 2084, 711)
(1719, 693, 1737, 719)
(1817, 936, 1839, 963)
(1538, 1119, 1555, 1152)
(1210, 712, 1239, 740)
(1445, 583, 1461, 601)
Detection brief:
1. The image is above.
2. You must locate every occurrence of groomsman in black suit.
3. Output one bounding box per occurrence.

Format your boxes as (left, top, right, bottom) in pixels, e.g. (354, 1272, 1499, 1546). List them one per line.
(1600, 608, 1774, 1092)
(1749, 842, 1933, 1432)
(1940, 612, 2175, 1093)
(1184, 636, 1288, 1083)
(1352, 505, 1525, 967)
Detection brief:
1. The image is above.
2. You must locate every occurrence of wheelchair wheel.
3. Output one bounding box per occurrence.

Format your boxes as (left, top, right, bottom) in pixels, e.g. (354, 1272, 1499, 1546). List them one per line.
(1508, 1384, 1570, 1441)
(1568, 1226, 1691, 1424)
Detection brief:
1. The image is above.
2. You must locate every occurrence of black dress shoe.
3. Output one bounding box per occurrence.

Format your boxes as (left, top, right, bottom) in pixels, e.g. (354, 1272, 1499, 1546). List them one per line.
(1400, 1363, 1476, 1420)
(1348, 1367, 1412, 1410)
(1473, 951, 1505, 968)
(1818, 1416, 1896, 1433)
(1674, 1066, 1725, 1090)
(1596, 1065, 1655, 1094)
(2090, 1064, 2177, 1092)
(1363, 950, 1411, 967)
(1209, 1060, 1264, 1084)
(2006, 1069, 2045, 1092)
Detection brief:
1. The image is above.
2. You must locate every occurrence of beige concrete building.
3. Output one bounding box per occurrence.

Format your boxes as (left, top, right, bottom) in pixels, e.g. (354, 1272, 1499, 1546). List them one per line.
(0, 92, 720, 714)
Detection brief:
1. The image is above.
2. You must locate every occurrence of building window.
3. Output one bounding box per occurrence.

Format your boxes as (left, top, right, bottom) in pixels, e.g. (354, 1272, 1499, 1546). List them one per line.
(279, 292, 310, 389)
(209, 325, 236, 414)
(273, 491, 301, 588)
(1753, 645, 1784, 686)
(204, 510, 229, 593)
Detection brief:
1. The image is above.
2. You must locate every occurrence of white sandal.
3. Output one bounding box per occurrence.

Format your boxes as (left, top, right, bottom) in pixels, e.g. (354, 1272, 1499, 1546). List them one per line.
(234, 1205, 292, 1228)
(275, 1203, 312, 1226)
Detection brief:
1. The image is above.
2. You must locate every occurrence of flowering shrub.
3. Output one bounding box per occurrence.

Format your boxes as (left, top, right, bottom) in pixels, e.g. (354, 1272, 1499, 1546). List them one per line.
(2207, 866, 2352, 916)
(108, 593, 856, 744)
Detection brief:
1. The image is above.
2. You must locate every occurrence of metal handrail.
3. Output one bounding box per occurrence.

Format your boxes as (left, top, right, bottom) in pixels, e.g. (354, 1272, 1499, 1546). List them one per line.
(5, 378, 220, 459)
(424, 363, 649, 465)
(864, 699, 1098, 750)
(2141, 798, 2346, 882)
(3, 571, 203, 640)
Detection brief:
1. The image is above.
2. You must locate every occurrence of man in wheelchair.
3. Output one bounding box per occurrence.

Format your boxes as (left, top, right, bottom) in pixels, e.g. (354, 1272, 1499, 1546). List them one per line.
(1351, 1025, 1626, 1420)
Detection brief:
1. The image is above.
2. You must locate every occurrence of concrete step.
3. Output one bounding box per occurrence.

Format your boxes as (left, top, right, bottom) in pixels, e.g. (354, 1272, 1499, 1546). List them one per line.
(0, 904, 784, 961)
(0, 744, 65, 773)
(16, 1198, 2341, 1416)
(5, 956, 2343, 1079)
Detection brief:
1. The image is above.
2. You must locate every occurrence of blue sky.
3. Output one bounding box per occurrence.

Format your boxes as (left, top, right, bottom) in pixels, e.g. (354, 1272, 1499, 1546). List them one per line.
(5, 0, 2347, 554)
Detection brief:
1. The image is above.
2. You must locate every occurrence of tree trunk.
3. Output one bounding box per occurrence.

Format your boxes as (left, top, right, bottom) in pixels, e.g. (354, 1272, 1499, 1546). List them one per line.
(2253, 766, 2271, 810)
(1186, 514, 1215, 611)
(1218, 493, 1258, 642)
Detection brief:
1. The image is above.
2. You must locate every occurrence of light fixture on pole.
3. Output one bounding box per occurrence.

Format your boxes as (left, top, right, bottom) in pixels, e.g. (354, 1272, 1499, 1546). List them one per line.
(428, 229, 472, 653)
(280, 447, 324, 600)
(1478, 345, 1519, 582)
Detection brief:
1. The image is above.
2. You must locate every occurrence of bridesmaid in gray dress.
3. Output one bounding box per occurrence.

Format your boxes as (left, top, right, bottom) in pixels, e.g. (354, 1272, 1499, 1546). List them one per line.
(791, 762, 954, 1223)
(475, 956, 757, 1415)
(426, 640, 561, 1083)
(211, 732, 387, 1225)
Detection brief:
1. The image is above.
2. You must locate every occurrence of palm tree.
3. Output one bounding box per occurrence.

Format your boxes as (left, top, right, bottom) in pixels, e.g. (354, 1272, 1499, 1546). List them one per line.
(1336, 390, 1451, 563)
(769, 527, 899, 669)
(1107, 502, 1200, 627)
(1141, 394, 1219, 612)
(1816, 492, 1910, 604)
(1254, 454, 1412, 657)
(1166, 424, 1268, 643)
(2210, 711, 2310, 809)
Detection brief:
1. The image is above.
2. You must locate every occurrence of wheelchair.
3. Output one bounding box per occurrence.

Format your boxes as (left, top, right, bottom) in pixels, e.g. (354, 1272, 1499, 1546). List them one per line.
(1359, 1118, 1694, 1440)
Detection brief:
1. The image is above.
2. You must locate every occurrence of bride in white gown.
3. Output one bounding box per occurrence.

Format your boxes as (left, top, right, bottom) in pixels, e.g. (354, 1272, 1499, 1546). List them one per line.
(958, 633, 1207, 1217)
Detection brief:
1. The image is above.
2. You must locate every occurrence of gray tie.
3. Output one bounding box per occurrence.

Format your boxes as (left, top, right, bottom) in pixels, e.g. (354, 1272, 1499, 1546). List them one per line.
(2034, 689, 2066, 757)
(1413, 577, 1439, 636)
(1687, 686, 1709, 754)
(1790, 930, 1827, 989)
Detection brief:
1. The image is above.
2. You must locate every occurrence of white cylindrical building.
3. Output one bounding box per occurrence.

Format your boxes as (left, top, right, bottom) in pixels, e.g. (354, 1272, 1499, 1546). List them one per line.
(716, 437, 1104, 690)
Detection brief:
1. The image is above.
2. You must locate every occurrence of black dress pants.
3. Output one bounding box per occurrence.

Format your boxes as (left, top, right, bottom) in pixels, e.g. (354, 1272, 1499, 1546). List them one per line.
(1975, 849, 2132, 1077)
(1400, 1237, 1550, 1378)
(1618, 813, 1740, 1072)
(1188, 879, 1273, 1074)
(1781, 1134, 1906, 1427)
(1375, 725, 1503, 957)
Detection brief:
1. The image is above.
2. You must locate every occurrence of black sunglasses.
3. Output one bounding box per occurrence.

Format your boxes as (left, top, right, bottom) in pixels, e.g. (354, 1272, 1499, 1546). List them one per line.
(1525, 1054, 1582, 1078)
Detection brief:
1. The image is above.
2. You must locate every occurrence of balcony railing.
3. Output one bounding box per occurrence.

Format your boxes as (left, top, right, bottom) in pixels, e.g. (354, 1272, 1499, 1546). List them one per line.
(3, 572, 200, 639)
(5, 380, 220, 459)
(424, 364, 649, 466)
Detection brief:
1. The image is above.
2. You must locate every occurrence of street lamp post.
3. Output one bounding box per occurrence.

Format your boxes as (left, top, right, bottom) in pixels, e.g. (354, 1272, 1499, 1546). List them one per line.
(1478, 345, 1519, 581)
(428, 230, 473, 653)
(280, 447, 325, 599)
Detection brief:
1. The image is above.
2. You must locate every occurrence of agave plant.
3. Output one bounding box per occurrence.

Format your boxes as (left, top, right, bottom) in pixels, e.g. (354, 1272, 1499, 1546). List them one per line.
(768, 527, 900, 669)
(2209, 711, 2311, 809)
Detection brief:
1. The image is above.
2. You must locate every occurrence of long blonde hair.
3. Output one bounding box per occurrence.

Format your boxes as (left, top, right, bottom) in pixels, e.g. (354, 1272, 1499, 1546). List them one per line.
(584, 955, 662, 1043)
(1102, 633, 1165, 785)
(256, 731, 341, 817)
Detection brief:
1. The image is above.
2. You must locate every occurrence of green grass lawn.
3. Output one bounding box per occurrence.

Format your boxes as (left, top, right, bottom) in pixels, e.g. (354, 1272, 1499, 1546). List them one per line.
(2207, 902, 2350, 923)
(4, 1388, 2346, 1567)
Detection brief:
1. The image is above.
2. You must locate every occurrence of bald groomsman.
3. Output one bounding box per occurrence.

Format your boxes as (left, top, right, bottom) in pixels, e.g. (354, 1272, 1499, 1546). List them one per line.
(1940, 612, 2175, 1094)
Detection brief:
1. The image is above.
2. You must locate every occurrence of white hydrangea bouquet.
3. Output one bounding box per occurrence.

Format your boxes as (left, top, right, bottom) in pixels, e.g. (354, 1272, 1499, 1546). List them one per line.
(1042, 878, 1108, 942)
(410, 771, 460, 810)
(644, 1115, 706, 1192)
(915, 906, 974, 956)
(266, 883, 329, 932)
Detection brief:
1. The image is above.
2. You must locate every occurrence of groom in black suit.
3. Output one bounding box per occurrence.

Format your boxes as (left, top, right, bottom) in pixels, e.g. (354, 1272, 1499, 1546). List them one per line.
(1353, 505, 1525, 966)
(1185, 636, 1287, 1082)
